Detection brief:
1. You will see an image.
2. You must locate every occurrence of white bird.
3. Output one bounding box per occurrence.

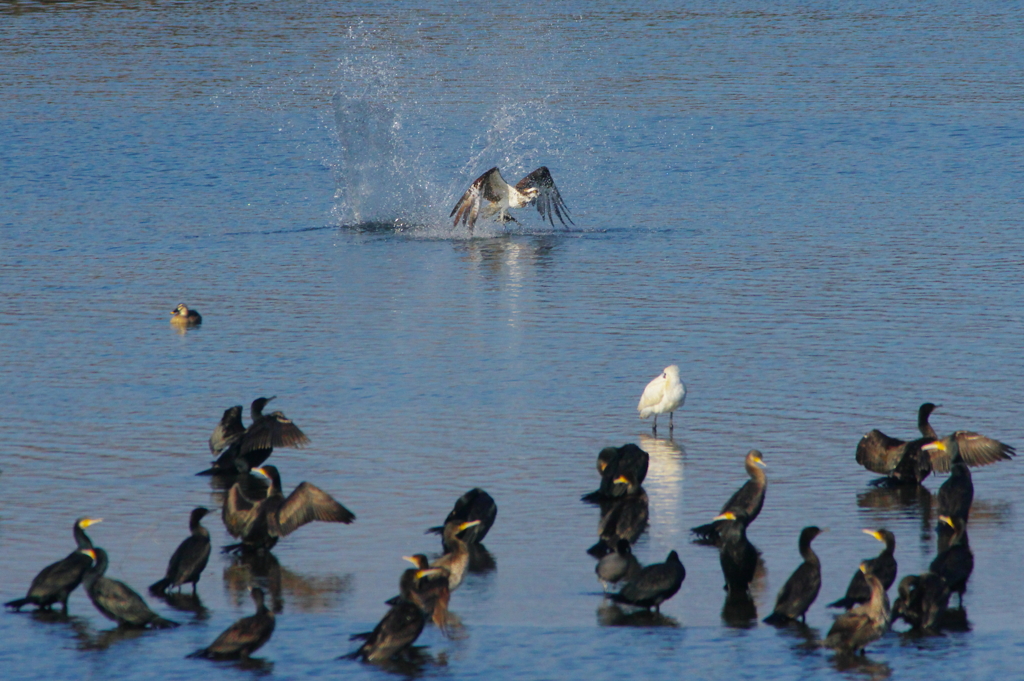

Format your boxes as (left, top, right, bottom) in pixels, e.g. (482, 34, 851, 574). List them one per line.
(450, 166, 573, 233)
(637, 365, 686, 434)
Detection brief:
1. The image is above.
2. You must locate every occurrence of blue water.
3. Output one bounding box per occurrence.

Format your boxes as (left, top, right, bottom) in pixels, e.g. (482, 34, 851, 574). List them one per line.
(2, 2, 1024, 679)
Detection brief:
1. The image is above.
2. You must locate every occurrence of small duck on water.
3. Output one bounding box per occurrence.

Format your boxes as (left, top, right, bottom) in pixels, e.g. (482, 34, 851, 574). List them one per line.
(171, 303, 202, 327)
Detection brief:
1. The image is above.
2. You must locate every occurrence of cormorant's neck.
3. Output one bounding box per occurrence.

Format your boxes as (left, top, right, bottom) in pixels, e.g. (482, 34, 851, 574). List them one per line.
(73, 523, 93, 550)
(918, 405, 937, 439)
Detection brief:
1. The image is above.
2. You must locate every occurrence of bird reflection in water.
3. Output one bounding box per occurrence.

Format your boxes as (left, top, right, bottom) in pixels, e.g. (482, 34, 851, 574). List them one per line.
(456, 235, 558, 277)
(721, 592, 758, 629)
(597, 602, 679, 628)
(223, 551, 352, 614)
(857, 484, 934, 541)
(74, 622, 149, 651)
(637, 435, 685, 532)
(769, 620, 823, 656)
(151, 591, 210, 620)
(466, 543, 497, 575)
(830, 653, 892, 680)
(353, 647, 447, 677)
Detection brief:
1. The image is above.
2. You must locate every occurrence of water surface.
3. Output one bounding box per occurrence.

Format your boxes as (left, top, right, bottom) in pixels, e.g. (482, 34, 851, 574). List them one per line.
(2, 2, 1023, 679)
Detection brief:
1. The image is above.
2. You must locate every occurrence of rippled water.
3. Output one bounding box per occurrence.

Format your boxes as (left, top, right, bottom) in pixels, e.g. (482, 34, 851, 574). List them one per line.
(3, 2, 1024, 679)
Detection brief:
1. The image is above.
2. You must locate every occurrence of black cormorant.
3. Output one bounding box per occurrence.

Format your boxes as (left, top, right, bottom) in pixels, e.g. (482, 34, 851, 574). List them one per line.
(5, 517, 101, 613)
(200, 397, 310, 475)
(764, 526, 823, 625)
(150, 507, 211, 594)
(582, 444, 649, 503)
(892, 573, 950, 632)
(715, 512, 758, 596)
(83, 548, 179, 628)
(393, 556, 451, 631)
(426, 489, 497, 549)
(930, 515, 973, 604)
(691, 450, 766, 544)
(188, 587, 275, 659)
(222, 465, 355, 552)
(856, 403, 1014, 484)
(823, 563, 890, 655)
(345, 568, 444, 663)
(607, 550, 685, 612)
(430, 520, 482, 591)
(828, 529, 897, 609)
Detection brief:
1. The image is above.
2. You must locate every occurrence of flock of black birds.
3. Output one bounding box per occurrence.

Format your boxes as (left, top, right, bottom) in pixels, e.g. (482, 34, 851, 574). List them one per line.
(4, 398, 1016, 668)
(5, 396, 498, 668)
(580, 402, 1014, 658)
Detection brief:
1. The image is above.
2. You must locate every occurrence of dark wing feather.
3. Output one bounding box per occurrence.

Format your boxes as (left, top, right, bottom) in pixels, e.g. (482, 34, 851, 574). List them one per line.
(856, 430, 907, 475)
(450, 167, 507, 229)
(240, 412, 310, 456)
(276, 482, 355, 537)
(223, 483, 261, 539)
(516, 166, 573, 227)
(929, 431, 1016, 473)
(210, 406, 245, 454)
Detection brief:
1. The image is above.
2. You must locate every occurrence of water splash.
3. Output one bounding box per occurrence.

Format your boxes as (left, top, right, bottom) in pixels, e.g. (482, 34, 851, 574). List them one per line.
(326, 29, 582, 237)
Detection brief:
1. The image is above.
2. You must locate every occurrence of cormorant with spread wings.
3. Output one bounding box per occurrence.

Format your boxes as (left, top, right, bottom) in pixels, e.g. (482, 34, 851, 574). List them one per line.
(855, 402, 1015, 484)
(200, 397, 310, 475)
(450, 166, 573, 232)
(222, 465, 355, 552)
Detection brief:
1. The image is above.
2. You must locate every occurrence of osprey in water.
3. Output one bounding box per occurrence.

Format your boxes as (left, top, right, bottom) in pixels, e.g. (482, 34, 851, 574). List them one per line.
(450, 166, 573, 232)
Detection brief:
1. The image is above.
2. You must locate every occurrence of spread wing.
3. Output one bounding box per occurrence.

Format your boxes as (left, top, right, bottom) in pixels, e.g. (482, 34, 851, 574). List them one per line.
(516, 167, 573, 227)
(240, 411, 310, 456)
(276, 482, 356, 537)
(929, 431, 1016, 473)
(450, 167, 509, 229)
(855, 430, 907, 475)
(223, 483, 261, 538)
(210, 406, 245, 454)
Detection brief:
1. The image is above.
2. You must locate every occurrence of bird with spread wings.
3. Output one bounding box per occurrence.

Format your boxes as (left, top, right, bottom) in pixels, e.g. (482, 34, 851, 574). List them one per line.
(222, 465, 355, 552)
(450, 166, 573, 232)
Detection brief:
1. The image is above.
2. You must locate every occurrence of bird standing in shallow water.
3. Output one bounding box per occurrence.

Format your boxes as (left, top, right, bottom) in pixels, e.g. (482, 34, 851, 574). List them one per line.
(83, 548, 179, 628)
(345, 567, 446, 663)
(828, 529, 897, 610)
(930, 515, 973, 605)
(5, 517, 102, 613)
(637, 365, 686, 434)
(150, 507, 211, 595)
(764, 526, 823, 625)
(823, 563, 890, 655)
(425, 489, 497, 550)
(582, 444, 649, 503)
(856, 403, 1014, 484)
(431, 519, 482, 591)
(607, 550, 685, 612)
(200, 397, 310, 475)
(188, 587, 275, 659)
(222, 465, 355, 552)
(893, 573, 950, 632)
(596, 539, 642, 591)
(691, 450, 767, 545)
(714, 512, 758, 597)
